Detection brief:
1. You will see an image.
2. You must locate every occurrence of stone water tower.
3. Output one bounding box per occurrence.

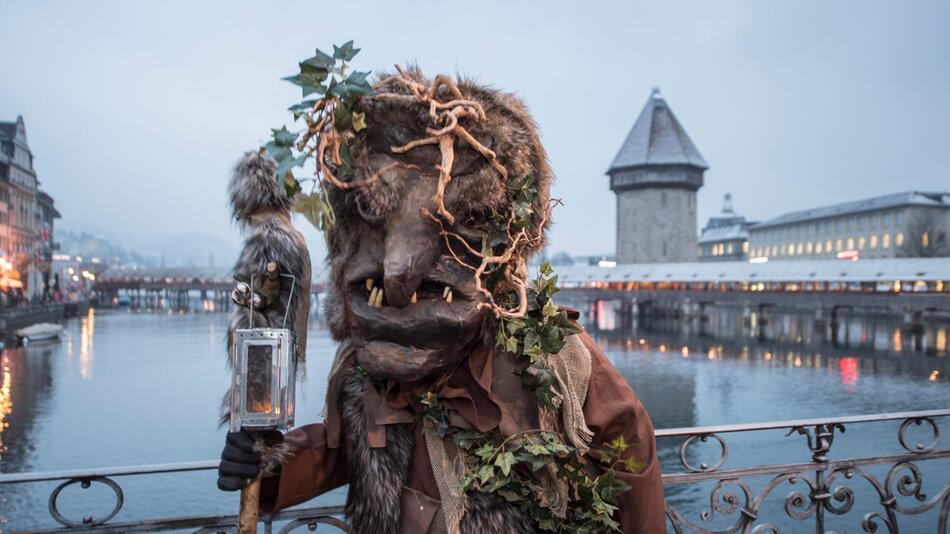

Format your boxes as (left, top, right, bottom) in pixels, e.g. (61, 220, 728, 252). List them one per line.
(608, 89, 707, 263)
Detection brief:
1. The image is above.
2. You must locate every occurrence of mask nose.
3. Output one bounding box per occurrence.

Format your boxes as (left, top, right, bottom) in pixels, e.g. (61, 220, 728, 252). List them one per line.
(383, 227, 439, 308)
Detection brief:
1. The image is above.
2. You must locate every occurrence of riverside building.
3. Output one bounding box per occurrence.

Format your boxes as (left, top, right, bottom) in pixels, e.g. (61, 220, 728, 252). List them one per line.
(747, 191, 950, 261)
(0, 115, 60, 295)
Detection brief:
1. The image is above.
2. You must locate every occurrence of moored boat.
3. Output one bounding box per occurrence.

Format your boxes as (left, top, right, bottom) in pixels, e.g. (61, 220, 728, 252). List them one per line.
(16, 322, 63, 345)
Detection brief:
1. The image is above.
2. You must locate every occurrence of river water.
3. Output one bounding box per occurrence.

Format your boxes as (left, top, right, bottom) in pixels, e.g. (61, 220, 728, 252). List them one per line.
(0, 302, 948, 532)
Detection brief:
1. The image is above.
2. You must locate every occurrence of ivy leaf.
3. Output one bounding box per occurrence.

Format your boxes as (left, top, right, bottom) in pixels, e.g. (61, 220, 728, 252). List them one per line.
(288, 100, 318, 112)
(334, 101, 353, 131)
(541, 298, 558, 319)
(494, 451, 515, 476)
(497, 489, 523, 502)
(330, 71, 375, 106)
(475, 444, 496, 462)
(608, 436, 629, 453)
(352, 111, 367, 132)
(283, 173, 301, 197)
(622, 457, 646, 474)
(332, 40, 360, 61)
(483, 475, 509, 493)
(539, 261, 553, 277)
(293, 193, 323, 229)
(303, 48, 335, 70)
(275, 154, 307, 190)
(476, 464, 495, 485)
(283, 72, 328, 97)
(504, 333, 520, 354)
(271, 126, 298, 146)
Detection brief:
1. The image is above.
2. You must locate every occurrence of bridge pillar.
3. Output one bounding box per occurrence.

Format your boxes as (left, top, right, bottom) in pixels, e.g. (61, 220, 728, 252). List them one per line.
(813, 307, 829, 341)
(756, 304, 770, 342)
(902, 308, 925, 352)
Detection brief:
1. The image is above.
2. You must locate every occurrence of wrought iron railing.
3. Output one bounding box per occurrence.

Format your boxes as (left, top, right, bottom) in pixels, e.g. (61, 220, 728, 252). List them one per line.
(658, 409, 949, 533)
(1, 409, 947, 533)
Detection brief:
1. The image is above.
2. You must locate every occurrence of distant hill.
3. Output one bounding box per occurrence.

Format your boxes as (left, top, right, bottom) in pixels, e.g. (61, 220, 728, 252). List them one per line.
(56, 228, 241, 269)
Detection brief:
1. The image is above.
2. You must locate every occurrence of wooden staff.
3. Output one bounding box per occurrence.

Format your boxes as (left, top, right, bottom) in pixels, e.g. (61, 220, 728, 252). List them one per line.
(239, 478, 261, 533)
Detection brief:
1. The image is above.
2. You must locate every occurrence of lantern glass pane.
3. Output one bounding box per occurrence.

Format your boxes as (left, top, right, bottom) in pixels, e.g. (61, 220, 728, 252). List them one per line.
(246, 344, 273, 414)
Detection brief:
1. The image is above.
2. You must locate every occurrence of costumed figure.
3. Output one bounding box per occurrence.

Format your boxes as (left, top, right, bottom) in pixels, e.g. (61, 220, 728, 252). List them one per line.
(218, 42, 666, 533)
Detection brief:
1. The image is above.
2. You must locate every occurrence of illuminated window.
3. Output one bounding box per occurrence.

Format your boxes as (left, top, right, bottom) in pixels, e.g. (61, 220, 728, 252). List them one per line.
(825, 239, 832, 252)
(923, 231, 930, 248)
(847, 237, 854, 250)
(882, 233, 890, 249)
(896, 232, 905, 247)
(870, 234, 878, 248)
(806, 242, 814, 254)
(742, 242, 749, 254)
(772, 245, 778, 256)
(727, 243, 734, 254)
(858, 236, 866, 250)
(816, 241, 823, 254)
(797, 242, 803, 254)
(836, 239, 843, 252)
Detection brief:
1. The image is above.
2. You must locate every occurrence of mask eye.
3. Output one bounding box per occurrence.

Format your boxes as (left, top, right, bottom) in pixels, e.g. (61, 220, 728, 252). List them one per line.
(388, 125, 417, 149)
(454, 208, 491, 242)
(355, 182, 396, 223)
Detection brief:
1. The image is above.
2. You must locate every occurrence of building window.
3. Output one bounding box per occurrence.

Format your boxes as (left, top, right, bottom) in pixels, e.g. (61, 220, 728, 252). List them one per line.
(870, 234, 878, 249)
(771, 245, 777, 256)
(806, 242, 814, 254)
(816, 241, 823, 254)
(847, 237, 854, 250)
(661, 192, 668, 207)
(896, 212, 903, 225)
(896, 232, 905, 247)
(922, 231, 930, 248)
(743, 242, 749, 254)
(797, 242, 804, 255)
(825, 239, 832, 252)
(727, 243, 734, 254)
(882, 233, 891, 249)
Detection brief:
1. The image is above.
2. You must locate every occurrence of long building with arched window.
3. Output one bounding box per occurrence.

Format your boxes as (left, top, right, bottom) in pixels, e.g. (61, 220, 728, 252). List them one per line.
(747, 191, 950, 261)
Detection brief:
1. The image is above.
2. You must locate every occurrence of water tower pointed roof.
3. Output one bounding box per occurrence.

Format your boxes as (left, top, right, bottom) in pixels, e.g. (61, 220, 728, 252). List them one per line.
(608, 88, 708, 173)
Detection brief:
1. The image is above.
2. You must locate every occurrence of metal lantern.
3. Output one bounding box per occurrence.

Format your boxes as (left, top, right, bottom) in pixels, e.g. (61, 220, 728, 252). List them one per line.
(229, 272, 298, 433)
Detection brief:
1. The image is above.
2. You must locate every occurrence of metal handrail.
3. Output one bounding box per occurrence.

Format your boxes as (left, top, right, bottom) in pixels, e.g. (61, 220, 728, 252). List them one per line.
(655, 408, 950, 437)
(4, 410, 943, 485)
(0, 459, 218, 484)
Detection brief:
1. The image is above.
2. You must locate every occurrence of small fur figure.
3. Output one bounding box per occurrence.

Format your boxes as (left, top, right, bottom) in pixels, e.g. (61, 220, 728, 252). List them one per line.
(221, 152, 311, 438)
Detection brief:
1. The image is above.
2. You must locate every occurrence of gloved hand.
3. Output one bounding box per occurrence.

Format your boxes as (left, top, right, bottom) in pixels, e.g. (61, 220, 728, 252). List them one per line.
(217, 430, 261, 491)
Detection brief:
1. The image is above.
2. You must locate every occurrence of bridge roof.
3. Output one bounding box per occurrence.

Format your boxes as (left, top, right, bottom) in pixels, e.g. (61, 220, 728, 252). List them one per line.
(100, 266, 233, 280)
(547, 257, 950, 284)
(607, 89, 708, 173)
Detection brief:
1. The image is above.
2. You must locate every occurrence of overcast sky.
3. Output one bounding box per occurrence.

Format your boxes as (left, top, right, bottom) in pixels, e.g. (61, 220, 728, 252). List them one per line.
(2, 1, 948, 262)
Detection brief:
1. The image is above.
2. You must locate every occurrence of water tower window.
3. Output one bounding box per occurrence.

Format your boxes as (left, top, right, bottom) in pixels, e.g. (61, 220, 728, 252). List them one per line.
(661, 192, 668, 207)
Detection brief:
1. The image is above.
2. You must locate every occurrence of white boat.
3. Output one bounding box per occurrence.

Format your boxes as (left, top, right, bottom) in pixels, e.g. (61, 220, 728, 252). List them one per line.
(17, 323, 63, 345)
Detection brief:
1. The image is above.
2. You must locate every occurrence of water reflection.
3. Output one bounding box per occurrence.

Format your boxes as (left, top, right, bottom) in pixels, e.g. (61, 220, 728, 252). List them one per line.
(0, 301, 948, 529)
(79, 308, 94, 380)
